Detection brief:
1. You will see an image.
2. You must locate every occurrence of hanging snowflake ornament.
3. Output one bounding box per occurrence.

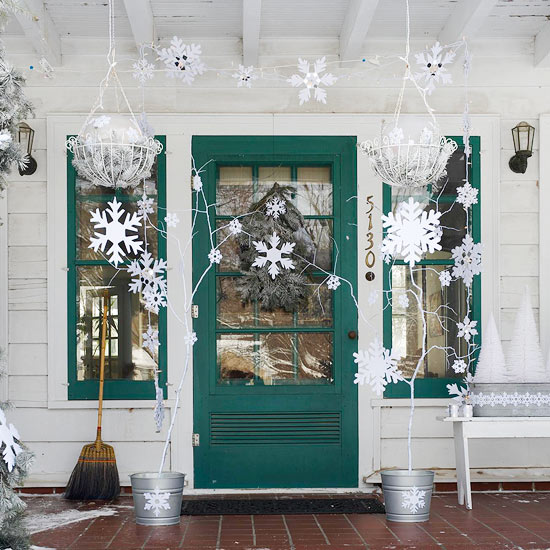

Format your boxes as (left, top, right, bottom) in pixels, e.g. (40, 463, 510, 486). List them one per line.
(451, 359, 467, 374)
(252, 232, 296, 279)
(208, 248, 222, 264)
(142, 325, 160, 353)
(265, 197, 287, 219)
(402, 486, 426, 513)
(158, 37, 205, 85)
(132, 57, 155, 85)
(192, 173, 203, 192)
(229, 218, 242, 235)
(353, 338, 403, 396)
(414, 42, 455, 95)
(398, 293, 410, 308)
(326, 275, 341, 290)
(447, 372, 474, 403)
(164, 213, 179, 227)
(89, 198, 143, 266)
(381, 198, 442, 266)
(137, 193, 154, 217)
(143, 286, 167, 314)
(143, 487, 171, 517)
(456, 182, 478, 209)
(0, 409, 22, 472)
(184, 331, 198, 347)
(451, 233, 482, 287)
(457, 316, 478, 342)
(232, 64, 257, 88)
(287, 57, 337, 105)
(128, 251, 168, 297)
(439, 269, 451, 288)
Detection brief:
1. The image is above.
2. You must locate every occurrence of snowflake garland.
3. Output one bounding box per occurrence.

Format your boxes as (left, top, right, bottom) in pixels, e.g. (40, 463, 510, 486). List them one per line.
(451, 234, 482, 287)
(353, 338, 403, 396)
(251, 232, 295, 279)
(0, 409, 22, 472)
(158, 37, 205, 85)
(132, 57, 155, 84)
(128, 251, 168, 298)
(381, 198, 442, 266)
(164, 213, 179, 227)
(137, 193, 155, 217)
(265, 197, 287, 219)
(456, 182, 478, 209)
(414, 42, 455, 95)
(326, 275, 340, 290)
(232, 64, 257, 88)
(89, 198, 143, 266)
(143, 487, 171, 517)
(439, 270, 452, 288)
(457, 316, 478, 342)
(287, 57, 337, 105)
(143, 325, 160, 353)
(402, 486, 427, 514)
(208, 248, 222, 264)
(471, 391, 550, 408)
(143, 287, 167, 315)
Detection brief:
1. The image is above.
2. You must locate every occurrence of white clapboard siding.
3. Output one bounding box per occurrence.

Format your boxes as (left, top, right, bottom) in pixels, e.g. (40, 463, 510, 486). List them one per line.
(8, 182, 47, 214)
(501, 181, 538, 213)
(8, 213, 47, 246)
(500, 277, 539, 309)
(8, 375, 47, 403)
(500, 245, 538, 277)
(9, 278, 47, 311)
(500, 213, 538, 245)
(8, 310, 47, 343)
(8, 343, 48, 376)
(9, 246, 47, 279)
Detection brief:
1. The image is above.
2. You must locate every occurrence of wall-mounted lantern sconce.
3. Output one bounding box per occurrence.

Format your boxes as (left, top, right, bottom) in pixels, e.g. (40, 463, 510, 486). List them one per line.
(17, 122, 37, 176)
(509, 121, 535, 174)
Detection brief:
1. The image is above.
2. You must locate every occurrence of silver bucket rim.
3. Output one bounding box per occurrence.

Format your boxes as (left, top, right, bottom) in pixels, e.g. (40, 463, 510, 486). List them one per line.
(130, 471, 185, 481)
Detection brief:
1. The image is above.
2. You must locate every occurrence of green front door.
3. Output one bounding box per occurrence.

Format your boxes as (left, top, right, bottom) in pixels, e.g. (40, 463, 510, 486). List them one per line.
(192, 136, 357, 489)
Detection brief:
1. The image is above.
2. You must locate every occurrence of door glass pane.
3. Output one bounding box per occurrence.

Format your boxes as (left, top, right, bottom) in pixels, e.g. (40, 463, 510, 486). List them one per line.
(296, 166, 332, 215)
(257, 166, 292, 200)
(305, 219, 333, 271)
(217, 166, 254, 215)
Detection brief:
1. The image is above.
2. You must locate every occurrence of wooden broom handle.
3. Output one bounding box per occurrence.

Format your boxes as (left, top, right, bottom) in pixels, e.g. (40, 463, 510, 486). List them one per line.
(95, 289, 109, 449)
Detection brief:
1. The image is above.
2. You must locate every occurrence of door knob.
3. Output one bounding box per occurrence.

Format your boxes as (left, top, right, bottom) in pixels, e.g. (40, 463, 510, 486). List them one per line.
(348, 331, 357, 340)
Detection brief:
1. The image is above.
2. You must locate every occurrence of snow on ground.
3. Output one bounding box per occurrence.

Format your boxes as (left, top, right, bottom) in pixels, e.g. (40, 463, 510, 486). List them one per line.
(26, 506, 119, 534)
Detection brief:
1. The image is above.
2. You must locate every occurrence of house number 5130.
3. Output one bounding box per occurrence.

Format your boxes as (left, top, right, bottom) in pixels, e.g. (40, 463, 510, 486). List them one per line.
(365, 195, 375, 281)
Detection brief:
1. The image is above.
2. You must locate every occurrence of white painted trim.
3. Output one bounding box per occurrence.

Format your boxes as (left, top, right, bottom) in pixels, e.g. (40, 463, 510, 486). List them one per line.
(122, 0, 156, 50)
(0, 194, 8, 402)
(539, 115, 550, 354)
(535, 24, 550, 68)
(242, 0, 262, 67)
(339, 0, 380, 62)
(438, 0, 498, 45)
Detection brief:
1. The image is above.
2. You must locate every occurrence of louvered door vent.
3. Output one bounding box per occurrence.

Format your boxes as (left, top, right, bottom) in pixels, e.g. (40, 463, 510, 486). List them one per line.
(210, 412, 341, 445)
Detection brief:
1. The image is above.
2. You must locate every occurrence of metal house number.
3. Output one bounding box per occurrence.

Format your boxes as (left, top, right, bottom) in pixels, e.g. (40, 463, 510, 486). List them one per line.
(365, 195, 376, 281)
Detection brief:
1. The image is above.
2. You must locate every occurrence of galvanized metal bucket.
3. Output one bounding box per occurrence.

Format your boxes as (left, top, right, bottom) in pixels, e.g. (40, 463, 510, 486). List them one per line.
(130, 472, 185, 526)
(381, 469, 434, 522)
(471, 383, 550, 417)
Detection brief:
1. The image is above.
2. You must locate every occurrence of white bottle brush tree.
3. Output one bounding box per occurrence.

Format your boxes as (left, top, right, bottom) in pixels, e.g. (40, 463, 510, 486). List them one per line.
(472, 313, 507, 383)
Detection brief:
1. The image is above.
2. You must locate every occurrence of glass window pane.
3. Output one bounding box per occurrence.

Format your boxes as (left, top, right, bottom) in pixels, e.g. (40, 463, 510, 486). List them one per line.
(217, 277, 255, 329)
(216, 221, 241, 272)
(439, 147, 467, 196)
(296, 166, 332, 215)
(76, 266, 158, 381)
(217, 166, 254, 215)
(257, 166, 292, 200)
(305, 219, 333, 271)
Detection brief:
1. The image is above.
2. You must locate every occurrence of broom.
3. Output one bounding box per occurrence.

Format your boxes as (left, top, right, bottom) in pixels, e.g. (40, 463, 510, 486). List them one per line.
(64, 289, 120, 500)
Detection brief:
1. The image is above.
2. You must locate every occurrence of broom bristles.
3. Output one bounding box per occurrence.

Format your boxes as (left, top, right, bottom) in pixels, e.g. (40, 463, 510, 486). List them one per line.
(64, 440, 120, 500)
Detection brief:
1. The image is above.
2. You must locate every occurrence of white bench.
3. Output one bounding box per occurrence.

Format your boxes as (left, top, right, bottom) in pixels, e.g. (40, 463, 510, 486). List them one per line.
(440, 416, 550, 510)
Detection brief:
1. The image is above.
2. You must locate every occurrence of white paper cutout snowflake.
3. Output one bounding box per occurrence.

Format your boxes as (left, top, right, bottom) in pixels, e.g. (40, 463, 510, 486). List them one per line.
(128, 251, 168, 298)
(89, 198, 143, 266)
(154, 385, 165, 433)
(381, 198, 442, 266)
(208, 248, 222, 264)
(192, 174, 203, 192)
(185, 331, 198, 347)
(143, 487, 171, 517)
(252, 232, 296, 279)
(368, 290, 379, 305)
(451, 234, 481, 287)
(126, 127, 141, 144)
(451, 359, 467, 374)
(132, 58, 155, 84)
(137, 193, 154, 217)
(388, 126, 405, 144)
(143, 325, 160, 353)
(353, 338, 403, 396)
(398, 294, 410, 308)
(326, 275, 341, 290)
(0, 409, 22, 472)
(165, 213, 179, 227)
(402, 486, 426, 513)
(158, 37, 205, 85)
(265, 197, 287, 219)
(456, 182, 478, 209)
(92, 115, 111, 128)
(439, 270, 451, 288)
(287, 57, 337, 105)
(143, 286, 167, 314)
(447, 372, 474, 403)
(414, 42, 455, 95)
(229, 218, 242, 235)
(457, 316, 478, 342)
(232, 64, 257, 88)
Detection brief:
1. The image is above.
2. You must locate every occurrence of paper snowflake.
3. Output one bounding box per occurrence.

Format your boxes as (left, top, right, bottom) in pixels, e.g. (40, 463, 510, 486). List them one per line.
(165, 213, 179, 227)
(398, 293, 410, 308)
(0, 409, 22, 472)
(402, 486, 426, 513)
(265, 197, 287, 219)
(439, 270, 451, 288)
(456, 182, 478, 209)
(229, 218, 242, 235)
(192, 174, 203, 192)
(208, 248, 222, 264)
(89, 198, 143, 266)
(137, 193, 154, 217)
(92, 115, 111, 128)
(353, 338, 403, 396)
(414, 42, 455, 95)
(326, 275, 340, 290)
(143, 487, 171, 517)
(381, 198, 442, 266)
(451, 359, 467, 374)
(451, 234, 481, 287)
(143, 325, 160, 353)
(252, 232, 296, 279)
(388, 126, 404, 144)
(143, 286, 167, 314)
(368, 290, 379, 305)
(185, 331, 198, 347)
(128, 251, 167, 297)
(232, 64, 257, 88)
(447, 373, 474, 403)
(287, 57, 337, 105)
(132, 57, 155, 84)
(457, 316, 478, 342)
(158, 37, 205, 85)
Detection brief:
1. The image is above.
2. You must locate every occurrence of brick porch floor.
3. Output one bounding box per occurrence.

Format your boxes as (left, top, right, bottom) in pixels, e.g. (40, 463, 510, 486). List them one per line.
(27, 492, 550, 550)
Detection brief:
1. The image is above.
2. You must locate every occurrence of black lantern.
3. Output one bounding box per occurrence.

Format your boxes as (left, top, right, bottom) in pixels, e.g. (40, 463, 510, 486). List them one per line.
(509, 121, 535, 174)
(17, 122, 37, 176)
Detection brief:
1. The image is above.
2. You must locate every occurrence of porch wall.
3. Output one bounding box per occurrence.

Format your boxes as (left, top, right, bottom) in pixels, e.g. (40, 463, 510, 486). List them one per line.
(0, 36, 546, 487)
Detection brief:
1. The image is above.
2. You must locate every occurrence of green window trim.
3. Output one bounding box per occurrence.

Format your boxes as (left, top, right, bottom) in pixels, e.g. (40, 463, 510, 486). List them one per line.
(66, 135, 167, 400)
(383, 136, 481, 398)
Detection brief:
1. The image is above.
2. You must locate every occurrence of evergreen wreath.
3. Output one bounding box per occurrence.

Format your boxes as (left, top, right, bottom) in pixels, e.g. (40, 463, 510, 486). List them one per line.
(237, 183, 316, 311)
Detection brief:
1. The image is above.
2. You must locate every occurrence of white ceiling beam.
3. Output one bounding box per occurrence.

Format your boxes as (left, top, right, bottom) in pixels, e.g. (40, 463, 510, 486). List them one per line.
(535, 23, 550, 67)
(438, 0, 498, 45)
(122, 0, 156, 49)
(14, 0, 61, 66)
(242, 0, 261, 66)
(340, 0, 380, 62)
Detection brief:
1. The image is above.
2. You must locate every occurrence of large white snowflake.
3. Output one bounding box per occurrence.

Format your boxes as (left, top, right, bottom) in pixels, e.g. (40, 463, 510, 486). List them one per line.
(414, 42, 455, 95)
(142, 325, 160, 353)
(265, 197, 286, 219)
(232, 64, 257, 88)
(89, 198, 143, 266)
(287, 57, 337, 105)
(128, 251, 167, 297)
(158, 37, 205, 85)
(381, 198, 442, 266)
(402, 486, 426, 513)
(353, 338, 403, 396)
(457, 316, 478, 342)
(143, 487, 171, 517)
(252, 232, 295, 279)
(0, 409, 22, 472)
(451, 234, 481, 287)
(456, 182, 478, 209)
